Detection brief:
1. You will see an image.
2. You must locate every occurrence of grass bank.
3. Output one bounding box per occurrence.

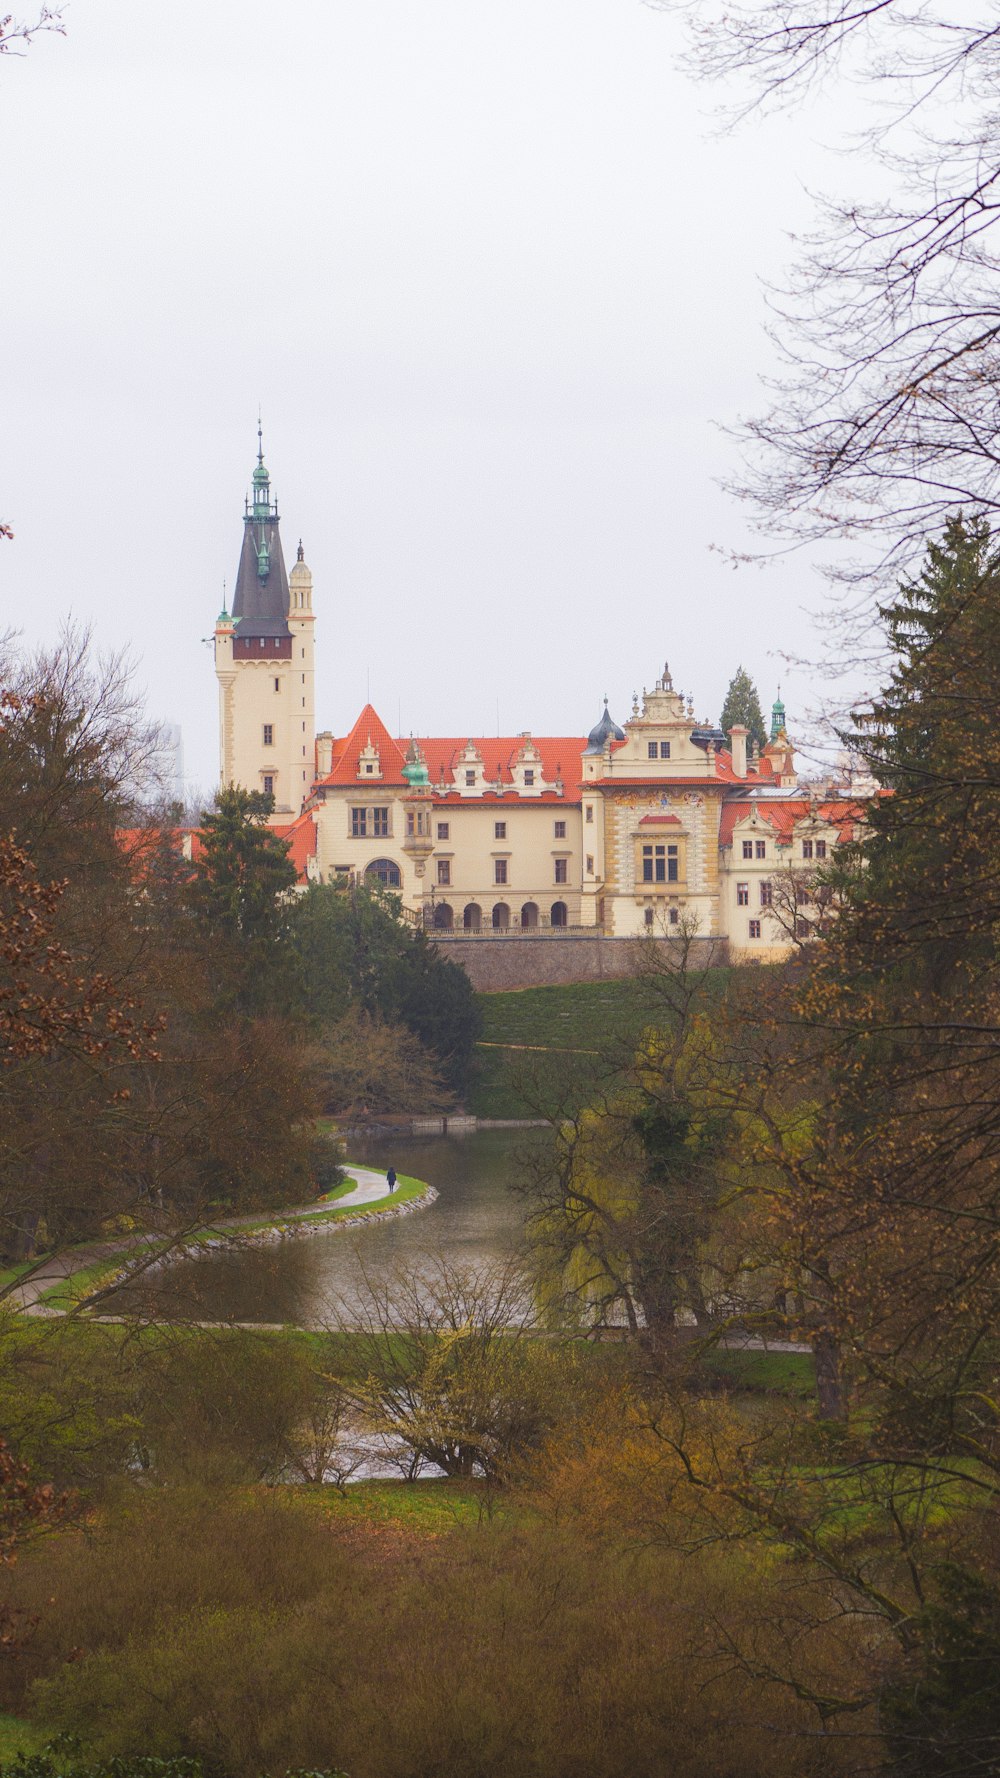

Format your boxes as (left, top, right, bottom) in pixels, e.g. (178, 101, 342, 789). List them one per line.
(35, 1170, 432, 1314)
(468, 971, 732, 1118)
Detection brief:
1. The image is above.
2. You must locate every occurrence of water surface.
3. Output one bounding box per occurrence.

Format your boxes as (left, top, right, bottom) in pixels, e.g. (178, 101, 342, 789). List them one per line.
(115, 1128, 547, 1329)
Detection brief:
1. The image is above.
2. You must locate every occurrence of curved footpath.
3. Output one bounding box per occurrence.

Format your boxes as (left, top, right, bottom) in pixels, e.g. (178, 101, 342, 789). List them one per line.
(8, 1166, 437, 1318)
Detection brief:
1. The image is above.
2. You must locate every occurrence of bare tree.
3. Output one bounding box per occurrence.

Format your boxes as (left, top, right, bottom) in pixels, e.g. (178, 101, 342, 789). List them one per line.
(0, 8, 64, 57)
(652, 0, 1000, 589)
(327, 1252, 558, 1483)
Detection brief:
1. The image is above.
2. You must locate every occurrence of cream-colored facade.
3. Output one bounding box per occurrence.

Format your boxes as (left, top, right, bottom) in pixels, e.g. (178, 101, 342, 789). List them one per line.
(214, 452, 864, 953)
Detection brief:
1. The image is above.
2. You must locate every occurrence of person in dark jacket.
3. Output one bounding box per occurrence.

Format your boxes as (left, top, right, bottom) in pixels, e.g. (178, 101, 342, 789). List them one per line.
(386, 1166, 397, 1193)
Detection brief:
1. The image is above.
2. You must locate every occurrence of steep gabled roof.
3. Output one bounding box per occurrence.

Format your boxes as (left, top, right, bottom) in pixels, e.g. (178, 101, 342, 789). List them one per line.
(318, 704, 410, 787)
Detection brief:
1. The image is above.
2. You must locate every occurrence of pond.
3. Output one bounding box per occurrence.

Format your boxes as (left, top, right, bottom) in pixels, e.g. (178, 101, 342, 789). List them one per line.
(113, 1128, 549, 1330)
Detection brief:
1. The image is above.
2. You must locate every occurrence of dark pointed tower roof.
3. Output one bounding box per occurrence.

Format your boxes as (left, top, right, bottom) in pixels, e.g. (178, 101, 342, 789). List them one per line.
(583, 698, 625, 755)
(232, 424, 290, 640)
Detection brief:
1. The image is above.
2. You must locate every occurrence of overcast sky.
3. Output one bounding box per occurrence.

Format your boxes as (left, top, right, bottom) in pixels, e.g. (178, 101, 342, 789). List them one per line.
(1, 0, 855, 798)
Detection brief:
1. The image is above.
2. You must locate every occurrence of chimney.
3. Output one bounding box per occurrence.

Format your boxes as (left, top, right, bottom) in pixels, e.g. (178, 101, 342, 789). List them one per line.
(729, 724, 748, 780)
(316, 731, 334, 777)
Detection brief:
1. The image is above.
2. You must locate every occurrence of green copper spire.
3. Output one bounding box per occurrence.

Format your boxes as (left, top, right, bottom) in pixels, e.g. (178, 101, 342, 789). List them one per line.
(251, 417, 272, 518)
(770, 689, 786, 742)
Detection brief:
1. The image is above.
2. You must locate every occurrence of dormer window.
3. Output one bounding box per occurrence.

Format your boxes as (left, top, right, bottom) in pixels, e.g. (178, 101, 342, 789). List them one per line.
(466, 770, 476, 787)
(357, 738, 381, 779)
(524, 769, 534, 786)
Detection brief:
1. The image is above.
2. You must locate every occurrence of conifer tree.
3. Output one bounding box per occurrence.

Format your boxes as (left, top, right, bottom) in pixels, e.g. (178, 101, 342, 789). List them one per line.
(719, 667, 767, 752)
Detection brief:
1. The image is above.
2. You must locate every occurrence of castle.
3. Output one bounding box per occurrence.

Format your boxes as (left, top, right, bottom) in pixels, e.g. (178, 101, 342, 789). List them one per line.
(213, 438, 863, 982)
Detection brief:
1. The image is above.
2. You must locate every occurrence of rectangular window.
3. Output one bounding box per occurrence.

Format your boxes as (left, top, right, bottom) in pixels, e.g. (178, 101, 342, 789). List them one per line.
(797, 886, 810, 907)
(648, 742, 658, 759)
(815, 839, 827, 860)
(585, 805, 593, 824)
(749, 919, 762, 939)
(641, 844, 668, 884)
(737, 882, 749, 906)
(742, 840, 753, 859)
(437, 822, 450, 841)
(660, 741, 671, 759)
(524, 769, 534, 786)
(494, 821, 506, 840)
(796, 917, 811, 938)
(644, 907, 655, 928)
(274, 677, 280, 693)
(669, 906, 679, 925)
(755, 840, 766, 859)
(263, 774, 274, 796)
(667, 844, 679, 883)
(554, 820, 566, 838)
(802, 839, 813, 859)
(465, 770, 476, 787)
(262, 724, 274, 746)
(555, 858, 569, 884)
(351, 808, 367, 837)
(586, 854, 594, 875)
(437, 859, 451, 886)
(373, 807, 389, 837)
(495, 859, 508, 886)
(760, 880, 773, 907)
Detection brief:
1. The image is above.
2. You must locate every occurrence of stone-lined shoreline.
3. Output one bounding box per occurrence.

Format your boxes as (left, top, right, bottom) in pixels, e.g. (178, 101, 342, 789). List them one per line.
(13, 1171, 438, 1317)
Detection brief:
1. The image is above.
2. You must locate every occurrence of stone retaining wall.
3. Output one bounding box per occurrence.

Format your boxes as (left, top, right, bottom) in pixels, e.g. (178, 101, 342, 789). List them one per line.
(433, 932, 727, 991)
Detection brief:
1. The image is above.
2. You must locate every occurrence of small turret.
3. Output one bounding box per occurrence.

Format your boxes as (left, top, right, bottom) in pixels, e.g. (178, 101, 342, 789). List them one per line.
(584, 698, 626, 756)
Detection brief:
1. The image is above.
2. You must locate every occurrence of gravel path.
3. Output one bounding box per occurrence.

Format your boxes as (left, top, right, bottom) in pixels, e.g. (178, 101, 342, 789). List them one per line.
(6, 1166, 408, 1315)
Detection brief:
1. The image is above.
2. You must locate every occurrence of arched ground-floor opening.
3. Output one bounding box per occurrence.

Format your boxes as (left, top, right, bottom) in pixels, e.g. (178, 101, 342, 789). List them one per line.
(463, 902, 482, 932)
(492, 902, 511, 930)
(365, 858, 402, 889)
(550, 900, 568, 927)
(520, 901, 539, 929)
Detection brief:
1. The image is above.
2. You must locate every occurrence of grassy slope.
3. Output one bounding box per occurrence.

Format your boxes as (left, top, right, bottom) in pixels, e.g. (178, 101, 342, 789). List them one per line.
(468, 971, 732, 1118)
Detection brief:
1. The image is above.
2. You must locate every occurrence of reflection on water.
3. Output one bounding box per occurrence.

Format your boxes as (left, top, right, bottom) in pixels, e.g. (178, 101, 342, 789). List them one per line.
(113, 1128, 548, 1330)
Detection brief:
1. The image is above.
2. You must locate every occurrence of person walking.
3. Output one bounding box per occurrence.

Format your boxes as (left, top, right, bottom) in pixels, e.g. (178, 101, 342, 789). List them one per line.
(386, 1166, 397, 1193)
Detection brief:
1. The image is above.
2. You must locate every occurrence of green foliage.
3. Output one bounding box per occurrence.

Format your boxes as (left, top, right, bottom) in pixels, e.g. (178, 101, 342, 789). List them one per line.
(844, 512, 1000, 981)
(0, 1727, 348, 1778)
(880, 1564, 1000, 1776)
(288, 882, 480, 1095)
(189, 788, 300, 1012)
(719, 665, 767, 752)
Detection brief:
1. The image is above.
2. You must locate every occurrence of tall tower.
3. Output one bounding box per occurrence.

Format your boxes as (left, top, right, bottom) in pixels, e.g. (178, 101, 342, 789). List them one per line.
(214, 429, 315, 820)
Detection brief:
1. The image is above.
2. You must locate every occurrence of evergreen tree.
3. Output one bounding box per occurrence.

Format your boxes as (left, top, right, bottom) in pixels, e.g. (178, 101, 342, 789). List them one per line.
(289, 881, 481, 1095)
(841, 512, 1000, 982)
(191, 787, 299, 949)
(719, 667, 767, 752)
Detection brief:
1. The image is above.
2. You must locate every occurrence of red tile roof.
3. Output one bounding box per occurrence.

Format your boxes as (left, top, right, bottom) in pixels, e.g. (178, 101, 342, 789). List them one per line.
(718, 797, 868, 848)
(639, 813, 683, 826)
(317, 704, 410, 787)
(272, 812, 317, 879)
(315, 708, 588, 799)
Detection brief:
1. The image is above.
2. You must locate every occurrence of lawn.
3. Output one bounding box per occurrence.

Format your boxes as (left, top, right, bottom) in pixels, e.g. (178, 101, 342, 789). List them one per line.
(700, 1347, 818, 1400)
(468, 970, 732, 1118)
(0, 1715, 52, 1762)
